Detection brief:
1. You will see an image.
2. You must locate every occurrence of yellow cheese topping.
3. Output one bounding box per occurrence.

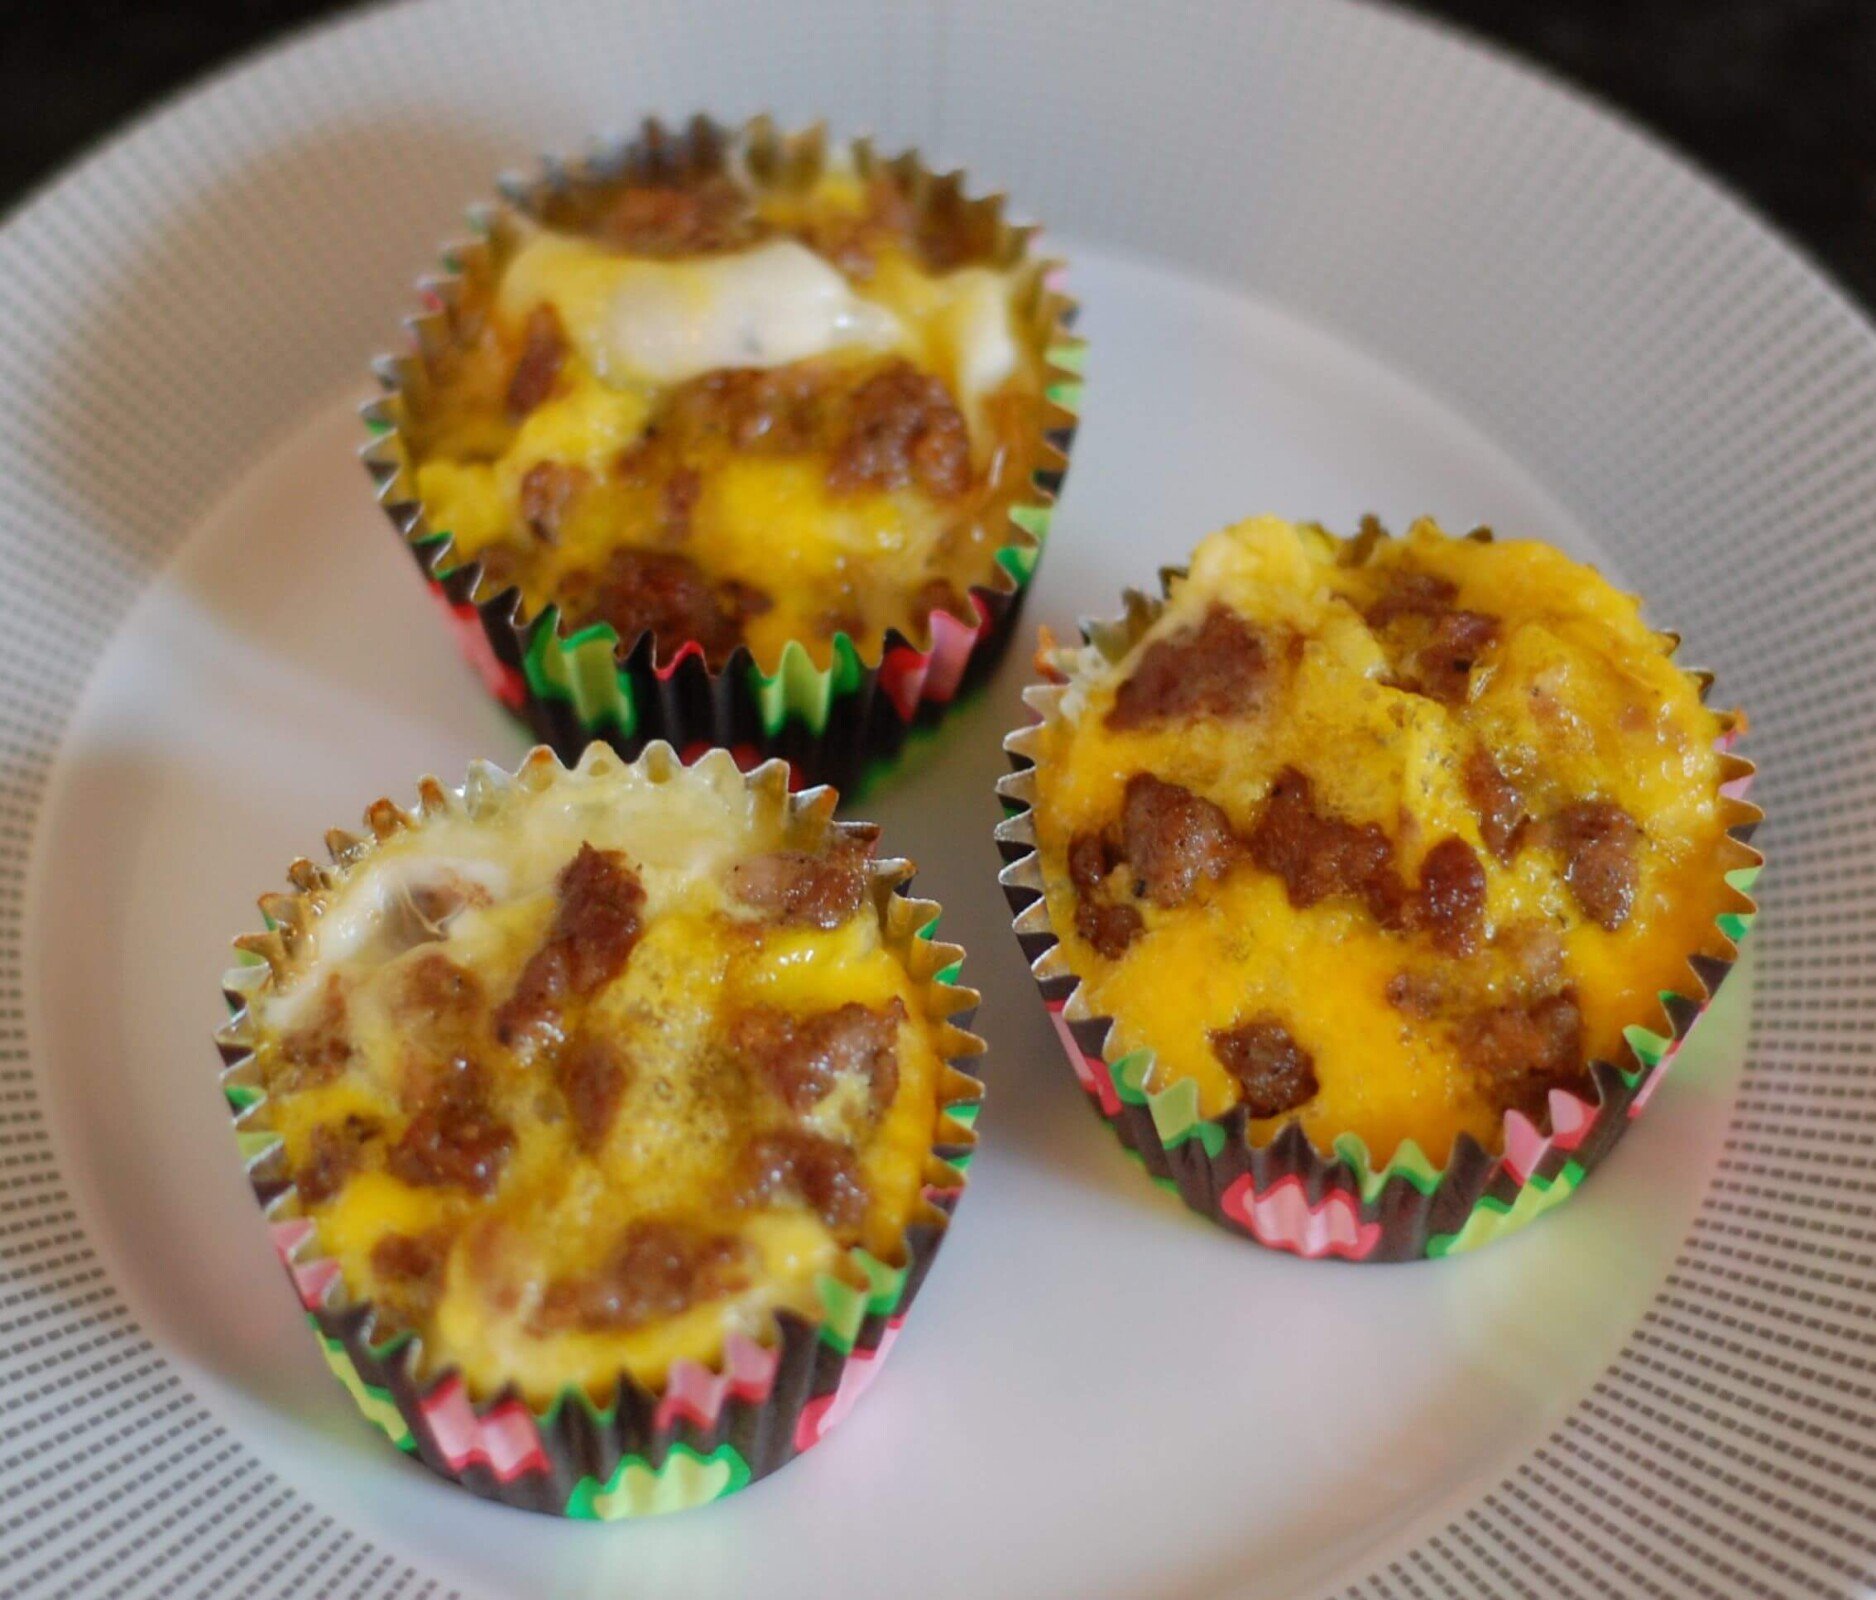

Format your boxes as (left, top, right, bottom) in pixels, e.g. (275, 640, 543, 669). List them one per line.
(1034, 515, 1738, 1166)
(405, 158, 1051, 668)
(253, 760, 950, 1405)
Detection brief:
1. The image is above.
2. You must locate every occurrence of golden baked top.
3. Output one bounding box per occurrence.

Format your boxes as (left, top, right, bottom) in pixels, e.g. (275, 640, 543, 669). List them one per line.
(1032, 515, 1748, 1165)
(244, 753, 963, 1405)
(404, 135, 1058, 670)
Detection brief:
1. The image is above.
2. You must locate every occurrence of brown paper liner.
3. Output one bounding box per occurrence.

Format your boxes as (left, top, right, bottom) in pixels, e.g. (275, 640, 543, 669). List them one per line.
(995, 564, 1762, 1262)
(218, 743, 983, 1513)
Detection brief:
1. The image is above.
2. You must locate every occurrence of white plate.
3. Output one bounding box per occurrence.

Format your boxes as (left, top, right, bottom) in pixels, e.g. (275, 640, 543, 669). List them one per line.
(0, 3, 1865, 1597)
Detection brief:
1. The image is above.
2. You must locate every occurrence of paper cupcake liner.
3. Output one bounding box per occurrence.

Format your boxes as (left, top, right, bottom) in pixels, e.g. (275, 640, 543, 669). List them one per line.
(994, 578, 1763, 1263)
(217, 743, 984, 1514)
(362, 115, 1082, 795)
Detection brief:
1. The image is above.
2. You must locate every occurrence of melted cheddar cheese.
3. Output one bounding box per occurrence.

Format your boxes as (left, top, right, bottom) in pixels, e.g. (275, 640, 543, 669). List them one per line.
(406, 153, 1051, 668)
(253, 758, 949, 1406)
(1034, 515, 1738, 1165)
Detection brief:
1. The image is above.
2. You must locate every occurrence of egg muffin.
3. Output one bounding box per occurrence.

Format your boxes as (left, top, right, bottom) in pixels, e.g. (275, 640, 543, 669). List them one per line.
(366, 117, 1079, 790)
(998, 515, 1760, 1260)
(219, 745, 981, 1514)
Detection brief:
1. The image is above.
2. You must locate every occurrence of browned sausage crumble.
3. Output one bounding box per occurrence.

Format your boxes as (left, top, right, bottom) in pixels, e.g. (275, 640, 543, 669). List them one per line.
(532, 1219, 754, 1334)
(1209, 1017, 1320, 1118)
(505, 305, 567, 420)
(388, 1057, 516, 1196)
(1106, 604, 1271, 731)
(728, 834, 874, 928)
(495, 844, 646, 1048)
(1454, 992, 1586, 1120)
(1121, 773, 1241, 909)
(519, 460, 590, 544)
(276, 976, 355, 1087)
(1464, 748, 1528, 863)
(1551, 800, 1642, 931)
(827, 362, 973, 499)
(370, 1230, 452, 1320)
(731, 999, 905, 1116)
(554, 1033, 632, 1152)
(738, 1128, 868, 1233)
(559, 547, 772, 665)
(295, 1114, 381, 1207)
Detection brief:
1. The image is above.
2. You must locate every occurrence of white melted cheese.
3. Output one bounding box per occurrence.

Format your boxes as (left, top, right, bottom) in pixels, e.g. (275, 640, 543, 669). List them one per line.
(498, 224, 1028, 451)
(501, 233, 904, 387)
(257, 764, 781, 1034)
(928, 267, 1021, 455)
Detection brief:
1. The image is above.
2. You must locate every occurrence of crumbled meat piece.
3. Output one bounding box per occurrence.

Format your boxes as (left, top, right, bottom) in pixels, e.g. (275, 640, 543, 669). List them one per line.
(1552, 801, 1642, 931)
(518, 460, 590, 544)
(1413, 836, 1488, 957)
(661, 466, 702, 538)
(1067, 830, 1120, 895)
(1246, 772, 1488, 949)
(392, 951, 486, 1031)
(1247, 767, 1396, 914)
(664, 364, 829, 454)
(1464, 749, 1528, 863)
(495, 844, 646, 1048)
(728, 834, 873, 928)
(554, 1033, 631, 1153)
(533, 1219, 753, 1333)
(294, 1114, 380, 1207)
(1387, 920, 1566, 1023)
(1106, 605, 1271, 731)
(1384, 969, 1448, 1018)
(275, 976, 354, 1087)
(548, 843, 648, 986)
(1397, 609, 1501, 704)
(1120, 773, 1240, 908)
(1362, 566, 1499, 703)
(1074, 899, 1145, 959)
(595, 176, 761, 256)
(1363, 569, 1459, 628)
(737, 1128, 868, 1233)
(388, 1058, 514, 1195)
(505, 305, 566, 419)
(1209, 1016, 1319, 1118)
(1457, 991, 1587, 1118)
(576, 547, 767, 663)
(370, 1230, 451, 1319)
(827, 361, 971, 498)
(731, 998, 905, 1115)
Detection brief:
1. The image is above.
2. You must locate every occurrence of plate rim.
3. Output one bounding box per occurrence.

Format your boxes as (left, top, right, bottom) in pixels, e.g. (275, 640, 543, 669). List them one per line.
(0, 1, 1867, 1595)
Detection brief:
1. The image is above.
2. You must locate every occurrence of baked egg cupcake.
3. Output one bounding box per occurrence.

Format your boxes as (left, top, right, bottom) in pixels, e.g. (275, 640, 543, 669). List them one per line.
(363, 116, 1080, 791)
(218, 744, 982, 1514)
(997, 515, 1760, 1260)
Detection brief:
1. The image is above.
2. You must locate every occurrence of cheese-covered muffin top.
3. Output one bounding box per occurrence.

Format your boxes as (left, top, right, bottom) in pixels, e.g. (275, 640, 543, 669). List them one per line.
(1033, 515, 1747, 1165)
(249, 755, 961, 1406)
(405, 136, 1057, 670)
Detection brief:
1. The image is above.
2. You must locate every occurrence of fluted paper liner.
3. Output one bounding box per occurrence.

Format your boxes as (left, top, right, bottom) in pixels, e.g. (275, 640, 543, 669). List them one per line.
(218, 743, 984, 1514)
(361, 115, 1082, 794)
(995, 573, 1762, 1262)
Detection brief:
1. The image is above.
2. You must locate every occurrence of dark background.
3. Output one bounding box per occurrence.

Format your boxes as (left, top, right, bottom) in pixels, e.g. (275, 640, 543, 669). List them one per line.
(3, 0, 1873, 310)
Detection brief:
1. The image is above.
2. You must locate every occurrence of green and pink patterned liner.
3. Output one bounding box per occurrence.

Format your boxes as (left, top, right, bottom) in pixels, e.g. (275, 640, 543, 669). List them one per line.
(217, 743, 984, 1515)
(360, 115, 1082, 795)
(995, 588, 1763, 1263)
